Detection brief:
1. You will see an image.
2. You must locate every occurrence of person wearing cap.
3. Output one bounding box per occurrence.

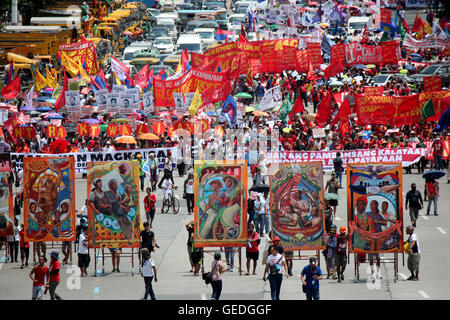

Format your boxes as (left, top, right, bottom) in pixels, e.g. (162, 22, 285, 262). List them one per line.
(335, 226, 349, 283)
(46, 251, 62, 300)
(301, 256, 323, 300)
(324, 225, 338, 280)
(140, 247, 157, 300)
(210, 251, 229, 300)
(405, 226, 420, 281)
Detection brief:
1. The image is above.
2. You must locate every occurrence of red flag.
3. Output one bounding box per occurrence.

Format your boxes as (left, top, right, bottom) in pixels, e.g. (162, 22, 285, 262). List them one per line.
(331, 98, 350, 126)
(201, 81, 231, 105)
(182, 49, 190, 73)
(3, 114, 18, 143)
(1, 76, 21, 100)
(412, 14, 425, 33)
(307, 59, 315, 82)
(288, 96, 305, 123)
(240, 24, 247, 37)
(55, 71, 68, 112)
(324, 59, 344, 79)
(133, 64, 149, 90)
(402, 18, 410, 33)
(339, 120, 350, 137)
(239, 33, 249, 42)
(315, 92, 332, 126)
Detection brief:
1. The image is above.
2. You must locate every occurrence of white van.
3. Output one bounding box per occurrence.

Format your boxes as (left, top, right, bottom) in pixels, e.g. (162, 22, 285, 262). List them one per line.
(122, 44, 152, 67)
(177, 33, 202, 53)
(347, 16, 370, 34)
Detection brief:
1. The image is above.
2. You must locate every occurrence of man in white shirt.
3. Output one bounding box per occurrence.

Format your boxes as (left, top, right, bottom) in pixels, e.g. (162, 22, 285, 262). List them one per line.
(77, 227, 90, 277)
(406, 226, 420, 281)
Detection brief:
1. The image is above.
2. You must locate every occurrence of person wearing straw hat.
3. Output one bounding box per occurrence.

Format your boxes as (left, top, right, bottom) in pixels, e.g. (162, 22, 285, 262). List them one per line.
(46, 251, 62, 300)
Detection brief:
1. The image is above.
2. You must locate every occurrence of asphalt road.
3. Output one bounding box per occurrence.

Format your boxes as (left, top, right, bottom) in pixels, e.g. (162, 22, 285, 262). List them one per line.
(0, 166, 449, 300)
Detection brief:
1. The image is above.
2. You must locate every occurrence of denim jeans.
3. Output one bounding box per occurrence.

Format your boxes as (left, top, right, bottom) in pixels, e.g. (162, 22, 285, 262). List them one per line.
(434, 155, 444, 170)
(264, 215, 270, 235)
(336, 171, 343, 186)
(144, 276, 156, 300)
(306, 287, 320, 300)
(225, 251, 235, 269)
(49, 281, 62, 300)
(256, 214, 265, 236)
(211, 280, 222, 300)
(268, 274, 283, 300)
(426, 197, 438, 215)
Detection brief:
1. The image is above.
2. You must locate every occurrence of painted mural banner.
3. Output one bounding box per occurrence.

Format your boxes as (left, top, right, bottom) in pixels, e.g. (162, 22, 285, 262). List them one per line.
(0, 153, 13, 237)
(270, 162, 326, 251)
(87, 161, 141, 248)
(23, 157, 76, 241)
(347, 163, 403, 253)
(193, 160, 247, 248)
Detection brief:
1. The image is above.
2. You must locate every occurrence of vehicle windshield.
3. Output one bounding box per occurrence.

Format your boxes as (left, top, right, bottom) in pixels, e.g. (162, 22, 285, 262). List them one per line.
(216, 13, 226, 20)
(372, 75, 389, 83)
(198, 31, 213, 39)
(155, 38, 172, 45)
(349, 22, 366, 29)
(124, 52, 136, 60)
(151, 29, 168, 36)
(148, 9, 160, 16)
(420, 65, 439, 75)
(229, 16, 246, 24)
(177, 43, 201, 52)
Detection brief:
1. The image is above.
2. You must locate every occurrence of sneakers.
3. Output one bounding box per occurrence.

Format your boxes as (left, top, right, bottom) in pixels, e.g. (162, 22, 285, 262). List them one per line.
(332, 275, 337, 280)
(288, 271, 293, 277)
(407, 275, 414, 280)
(341, 274, 344, 281)
(112, 269, 116, 273)
(413, 276, 419, 281)
(116, 268, 120, 273)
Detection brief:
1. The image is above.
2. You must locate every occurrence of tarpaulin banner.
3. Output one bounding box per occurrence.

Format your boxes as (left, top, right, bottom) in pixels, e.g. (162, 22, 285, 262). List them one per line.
(355, 94, 423, 125)
(425, 140, 450, 160)
(423, 76, 442, 92)
(283, 45, 298, 70)
(403, 33, 450, 51)
(11, 147, 177, 174)
(363, 86, 384, 95)
(58, 40, 99, 75)
(296, 50, 310, 73)
(270, 162, 325, 250)
(204, 41, 261, 59)
(347, 163, 403, 253)
(331, 43, 346, 64)
(23, 157, 76, 242)
(87, 161, 140, 248)
(193, 160, 247, 248)
(344, 41, 400, 66)
(0, 153, 14, 237)
(307, 43, 323, 69)
(266, 148, 431, 171)
(418, 91, 450, 121)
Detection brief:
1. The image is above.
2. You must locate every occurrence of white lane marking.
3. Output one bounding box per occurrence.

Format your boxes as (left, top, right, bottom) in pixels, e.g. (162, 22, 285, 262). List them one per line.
(0, 263, 3, 271)
(419, 290, 431, 299)
(335, 217, 341, 221)
(201, 293, 207, 300)
(422, 216, 429, 220)
(398, 273, 408, 280)
(436, 227, 447, 234)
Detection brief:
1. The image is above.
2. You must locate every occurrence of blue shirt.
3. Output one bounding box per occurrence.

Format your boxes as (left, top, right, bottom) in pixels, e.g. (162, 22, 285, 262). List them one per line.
(301, 265, 322, 290)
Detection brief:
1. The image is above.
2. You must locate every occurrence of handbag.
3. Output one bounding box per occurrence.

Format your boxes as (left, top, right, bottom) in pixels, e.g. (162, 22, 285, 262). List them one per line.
(203, 261, 218, 285)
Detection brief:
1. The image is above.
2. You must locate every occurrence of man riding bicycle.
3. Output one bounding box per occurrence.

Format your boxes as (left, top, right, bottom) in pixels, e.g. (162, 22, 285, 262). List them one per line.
(160, 171, 177, 214)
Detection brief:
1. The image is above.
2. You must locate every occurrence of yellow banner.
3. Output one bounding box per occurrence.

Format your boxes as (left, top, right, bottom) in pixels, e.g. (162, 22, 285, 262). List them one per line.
(35, 69, 48, 91)
(189, 87, 202, 116)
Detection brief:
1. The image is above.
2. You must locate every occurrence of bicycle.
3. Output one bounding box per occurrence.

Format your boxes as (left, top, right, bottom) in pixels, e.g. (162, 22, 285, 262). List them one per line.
(162, 186, 180, 214)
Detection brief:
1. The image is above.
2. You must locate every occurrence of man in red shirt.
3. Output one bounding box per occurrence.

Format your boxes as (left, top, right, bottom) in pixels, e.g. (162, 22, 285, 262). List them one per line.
(245, 223, 259, 276)
(144, 188, 156, 227)
(432, 137, 444, 170)
(29, 255, 48, 300)
(47, 251, 62, 300)
(19, 224, 29, 269)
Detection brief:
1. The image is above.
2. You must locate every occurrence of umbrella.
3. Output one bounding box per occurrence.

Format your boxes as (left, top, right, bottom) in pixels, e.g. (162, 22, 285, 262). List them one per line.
(253, 110, 269, 117)
(43, 113, 64, 120)
(399, 69, 408, 75)
(39, 91, 53, 97)
(37, 106, 53, 112)
(329, 80, 344, 87)
(158, 111, 177, 118)
(250, 184, 269, 193)
(83, 118, 100, 124)
(115, 136, 137, 144)
(138, 133, 159, 140)
(405, 64, 415, 71)
(123, 31, 133, 36)
(235, 92, 253, 99)
(366, 64, 376, 69)
(45, 98, 56, 103)
(21, 105, 36, 111)
(111, 118, 129, 124)
(246, 106, 255, 113)
(353, 64, 369, 71)
(0, 141, 11, 152)
(324, 193, 341, 201)
(50, 139, 70, 153)
(422, 170, 446, 180)
(283, 127, 292, 133)
(34, 96, 48, 102)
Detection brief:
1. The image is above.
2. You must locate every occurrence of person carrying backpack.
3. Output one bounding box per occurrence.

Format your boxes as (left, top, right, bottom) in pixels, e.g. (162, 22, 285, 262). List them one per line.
(405, 183, 423, 228)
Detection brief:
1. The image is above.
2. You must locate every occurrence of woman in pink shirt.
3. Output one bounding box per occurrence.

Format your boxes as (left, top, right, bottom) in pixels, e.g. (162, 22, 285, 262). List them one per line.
(210, 251, 229, 300)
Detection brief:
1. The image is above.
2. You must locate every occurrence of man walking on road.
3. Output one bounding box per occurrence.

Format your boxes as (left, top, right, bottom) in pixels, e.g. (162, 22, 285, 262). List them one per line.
(405, 183, 423, 228)
(301, 257, 323, 300)
(47, 251, 62, 300)
(406, 226, 420, 281)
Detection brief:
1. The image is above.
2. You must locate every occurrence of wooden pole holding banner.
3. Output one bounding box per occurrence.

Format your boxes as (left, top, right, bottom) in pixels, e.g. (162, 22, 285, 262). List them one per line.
(353, 252, 399, 283)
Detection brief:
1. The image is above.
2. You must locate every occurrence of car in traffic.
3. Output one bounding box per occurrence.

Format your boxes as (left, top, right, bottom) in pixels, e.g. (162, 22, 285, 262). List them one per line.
(123, 42, 152, 67)
(371, 73, 413, 87)
(148, 27, 169, 41)
(194, 28, 217, 48)
(347, 16, 370, 34)
(409, 64, 450, 88)
(177, 33, 203, 53)
(186, 20, 219, 32)
(146, 8, 160, 26)
(156, 18, 178, 41)
(149, 63, 175, 77)
(227, 14, 246, 31)
(153, 36, 176, 54)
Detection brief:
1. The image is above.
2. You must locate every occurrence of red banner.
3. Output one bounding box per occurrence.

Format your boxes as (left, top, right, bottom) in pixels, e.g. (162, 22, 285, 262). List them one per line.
(296, 50, 310, 73)
(363, 86, 384, 95)
(423, 76, 442, 92)
(267, 148, 431, 171)
(344, 41, 400, 66)
(13, 126, 36, 140)
(380, 8, 392, 25)
(307, 43, 323, 70)
(249, 58, 262, 76)
(283, 45, 298, 71)
(106, 124, 119, 137)
(331, 43, 346, 65)
(46, 125, 67, 139)
(324, 60, 345, 79)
